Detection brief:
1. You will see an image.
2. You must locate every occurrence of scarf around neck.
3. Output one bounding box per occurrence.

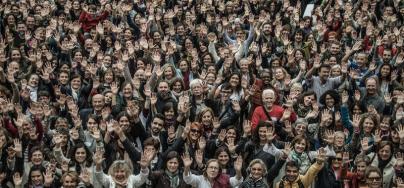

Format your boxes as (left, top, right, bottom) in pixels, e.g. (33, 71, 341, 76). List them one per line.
(165, 169, 179, 188)
(290, 150, 311, 174)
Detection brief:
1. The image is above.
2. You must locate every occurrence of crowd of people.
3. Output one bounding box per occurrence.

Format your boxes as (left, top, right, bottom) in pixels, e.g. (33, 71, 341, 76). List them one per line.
(0, 0, 403, 187)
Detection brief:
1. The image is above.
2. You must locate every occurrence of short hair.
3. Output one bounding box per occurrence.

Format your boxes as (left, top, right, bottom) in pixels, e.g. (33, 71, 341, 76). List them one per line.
(143, 137, 160, 151)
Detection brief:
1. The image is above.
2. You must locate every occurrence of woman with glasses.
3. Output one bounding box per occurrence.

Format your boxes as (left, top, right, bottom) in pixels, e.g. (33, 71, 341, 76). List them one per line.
(365, 166, 383, 188)
(182, 155, 243, 188)
(365, 141, 396, 188)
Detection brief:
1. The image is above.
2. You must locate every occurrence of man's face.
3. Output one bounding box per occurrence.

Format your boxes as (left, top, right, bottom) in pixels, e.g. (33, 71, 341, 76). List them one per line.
(319, 67, 330, 81)
(285, 166, 299, 182)
(151, 118, 164, 134)
(262, 90, 275, 110)
(158, 82, 170, 98)
(330, 44, 340, 55)
(356, 53, 367, 66)
(383, 50, 392, 62)
(366, 79, 377, 95)
(26, 17, 35, 28)
(92, 95, 105, 111)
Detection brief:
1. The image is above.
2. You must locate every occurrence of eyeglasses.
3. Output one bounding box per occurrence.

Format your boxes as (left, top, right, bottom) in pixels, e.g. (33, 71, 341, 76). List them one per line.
(367, 176, 381, 182)
(333, 158, 343, 161)
(190, 129, 201, 133)
(208, 166, 219, 170)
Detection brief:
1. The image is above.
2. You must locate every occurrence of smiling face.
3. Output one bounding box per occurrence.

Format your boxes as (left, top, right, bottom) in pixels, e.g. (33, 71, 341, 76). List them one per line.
(262, 89, 276, 110)
(201, 111, 213, 126)
(217, 151, 229, 166)
(31, 150, 43, 165)
(250, 162, 265, 180)
(206, 161, 220, 179)
(363, 118, 374, 134)
(285, 165, 299, 182)
(75, 147, 87, 163)
(166, 157, 179, 173)
(378, 145, 391, 161)
(366, 171, 382, 188)
(294, 139, 306, 153)
(30, 170, 43, 186)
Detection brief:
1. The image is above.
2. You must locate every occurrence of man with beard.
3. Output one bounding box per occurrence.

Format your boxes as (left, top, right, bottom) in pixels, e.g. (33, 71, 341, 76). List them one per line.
(275, 147, 326, 188)
(147, 113, 168, 152)
(155, 80, 177, 114)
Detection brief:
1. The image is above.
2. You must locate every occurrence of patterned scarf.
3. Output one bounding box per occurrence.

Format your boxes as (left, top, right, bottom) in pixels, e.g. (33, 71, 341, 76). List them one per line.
(165, 170, 179, 188)
(290, 150, 311, 174)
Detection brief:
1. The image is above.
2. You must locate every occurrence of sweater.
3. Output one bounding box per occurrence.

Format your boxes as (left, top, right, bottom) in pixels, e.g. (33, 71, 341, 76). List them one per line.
(275, 162, 323, 188)
(251, 105, 297, 130)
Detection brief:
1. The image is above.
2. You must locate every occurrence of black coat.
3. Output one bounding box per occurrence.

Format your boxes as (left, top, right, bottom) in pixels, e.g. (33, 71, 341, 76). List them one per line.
(315, 162, 344, 188)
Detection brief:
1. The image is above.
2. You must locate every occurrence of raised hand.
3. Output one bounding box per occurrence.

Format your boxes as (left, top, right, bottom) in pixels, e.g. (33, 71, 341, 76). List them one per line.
(195, 149, 204, 166)
(316, 147, 327, 164)
(13, 172, 22, 186)
(93, 147, 105, 166)
(323, 129, 335, 145)
(234, 155, 243, 171)
(361, 137, 370, 152)
(182, 153, 193, 168)
(43, 167, 54, 186)
(80, 168, 91, 185)
(266, 126, 276, 143)
(198, 137, 206, 150)
(352, 114, 361, 129)
(374, 129, 382, 144)
(218, 129, 226, 142)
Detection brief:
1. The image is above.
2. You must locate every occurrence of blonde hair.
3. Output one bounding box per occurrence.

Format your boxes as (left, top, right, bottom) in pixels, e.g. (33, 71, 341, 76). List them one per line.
(108, 160, 133, 180)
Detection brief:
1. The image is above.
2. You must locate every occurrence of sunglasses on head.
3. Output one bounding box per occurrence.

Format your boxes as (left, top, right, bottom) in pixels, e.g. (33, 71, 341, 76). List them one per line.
(190, 129, 201, 133)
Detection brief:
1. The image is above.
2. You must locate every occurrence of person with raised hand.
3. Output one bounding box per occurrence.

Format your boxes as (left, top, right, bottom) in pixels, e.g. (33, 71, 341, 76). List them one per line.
(183, 153, 243, 188)
(275, 147, 326, 188)
(94, 146, 153, 188)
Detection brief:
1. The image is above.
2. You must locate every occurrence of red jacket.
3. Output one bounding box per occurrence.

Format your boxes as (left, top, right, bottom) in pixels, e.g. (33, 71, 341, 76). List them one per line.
(79, 11, 109, 32)
(251, 105, 297, 130)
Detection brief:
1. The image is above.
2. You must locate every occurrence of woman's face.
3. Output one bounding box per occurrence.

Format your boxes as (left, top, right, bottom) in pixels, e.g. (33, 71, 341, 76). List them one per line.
(166, 158, 179, 173)
(325, 94, 335, 107)
(380, 65, 390, 77)
(229, 75, 240, 87)
(189, 126, 201, 141)
(136, 61, 145, 70)
(380, 118, 390, 131)
(73, 52, 82, 62)
(328, 57, 337, 66)
(331, 67, 341, 77)
(294, 139, 306, 153)
(353, 105, 362, 115)
(31, 170, 43, 186)
(11, 50, 21, 61)
(226, 129, 237, 140)
(332, 153, 343, 169)
(206, 161, 220, 179)
(179, 61, 188, 72)
(206, 73, 215, 84)
(58, 73, 69, 85)
(250, 163, 264, 180)
(164, 108, 175, 120)
(71, 77, 81, 90)
(258, 127, 267, 141)
(123, 84, 132, 98)
(29, 74, 40, 87)
(104, 72, 114, 83)
(240, 61, 249, 73)
(113, 168, 127, 182)
(87, 118, 98, 131)
(164, 67, 174, 79)
(31, 150, 44, 165)
(119, 116, 130, 131)
(63, 175, 77, 188)
(275, 69, 284, 80)
(295, 124, 306, 136)
(392, 130, 400, 143)
(366, 171, 382, 188)
(217, 151, 229, 166)
(378, 145, 392, 161)
(75, 147, 87, 163)
(203, 55, 212, 65)
(172, 81, 183, 93)
(201, 111, 213, 126)
(363, 118, 374, 134)
(295, 51, 303, 60)
(356, 161, 367, 176)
